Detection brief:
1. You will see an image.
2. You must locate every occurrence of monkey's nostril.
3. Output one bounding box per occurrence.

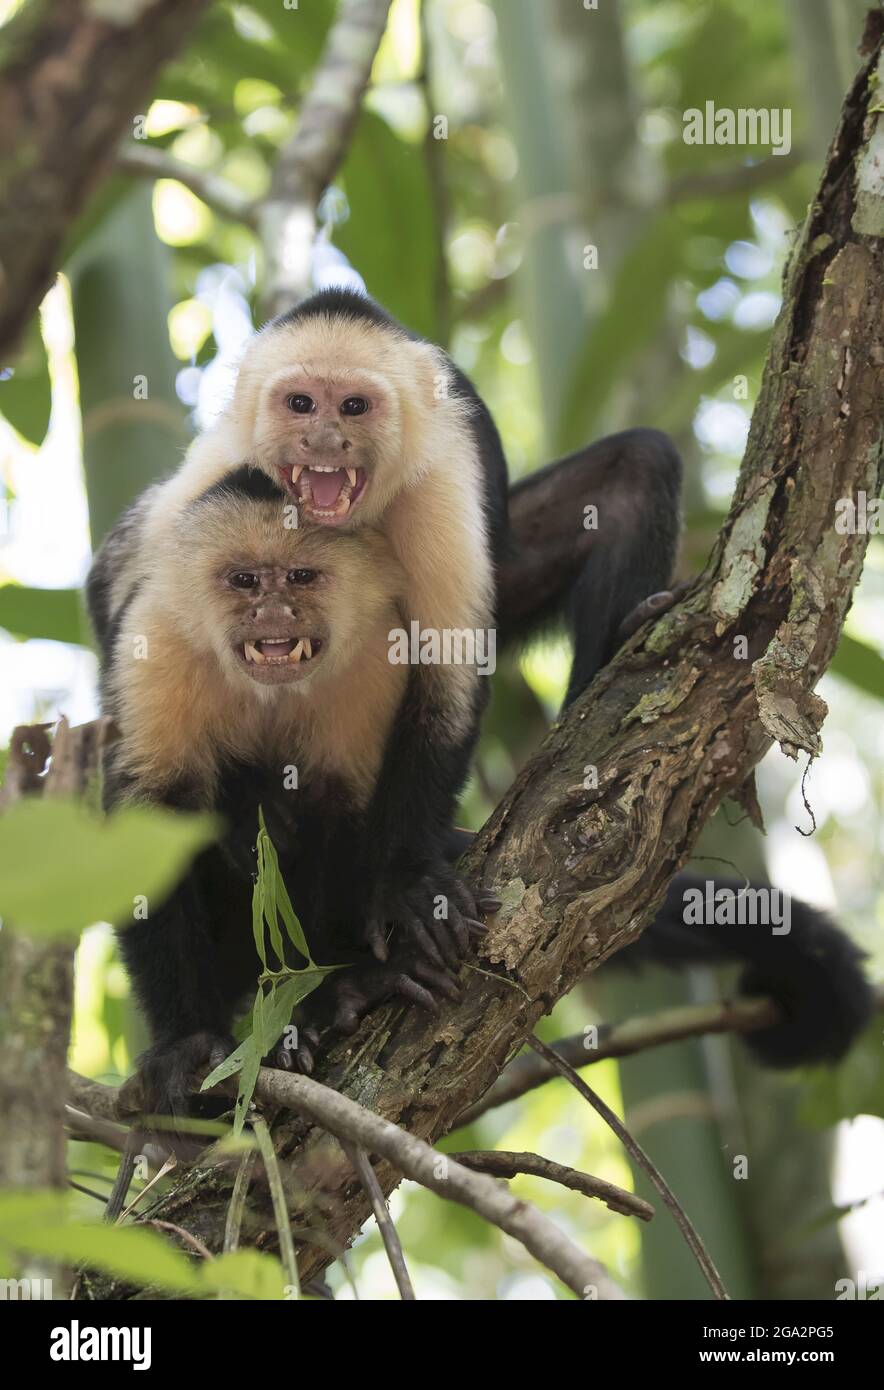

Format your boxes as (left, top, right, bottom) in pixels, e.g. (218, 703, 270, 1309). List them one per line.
(342, 439, 352, 451)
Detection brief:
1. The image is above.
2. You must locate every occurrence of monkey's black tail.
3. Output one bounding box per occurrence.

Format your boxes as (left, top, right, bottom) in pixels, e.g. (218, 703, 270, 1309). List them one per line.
(609, 873, 874, 1069)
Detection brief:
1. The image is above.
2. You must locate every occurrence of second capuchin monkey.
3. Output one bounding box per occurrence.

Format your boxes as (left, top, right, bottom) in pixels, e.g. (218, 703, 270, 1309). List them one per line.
(88, 471, 483, 1116)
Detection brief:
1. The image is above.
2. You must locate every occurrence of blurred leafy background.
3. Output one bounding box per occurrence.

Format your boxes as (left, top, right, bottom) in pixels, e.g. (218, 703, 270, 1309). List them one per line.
(0, 0, 882, 1299)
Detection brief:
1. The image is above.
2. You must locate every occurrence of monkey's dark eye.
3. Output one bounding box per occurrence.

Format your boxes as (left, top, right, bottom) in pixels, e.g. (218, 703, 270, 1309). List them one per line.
(287, 568, 318, 586)
(229, 572, 260, 589)
(286, 394, 315, 414)
(340, 396, 369, 417)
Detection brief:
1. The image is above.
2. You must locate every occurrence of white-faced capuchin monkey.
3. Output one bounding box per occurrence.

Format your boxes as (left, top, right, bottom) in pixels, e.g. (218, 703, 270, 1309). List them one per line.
(89, 288, 871, 1113)
(88, 477, 484, 1116)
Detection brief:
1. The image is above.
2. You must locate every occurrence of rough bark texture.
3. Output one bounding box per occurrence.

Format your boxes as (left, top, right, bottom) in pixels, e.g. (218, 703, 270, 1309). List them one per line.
(0, 720, 105, 1191)
(75, 17, 884, 1294)
(0, 0, 210, 359)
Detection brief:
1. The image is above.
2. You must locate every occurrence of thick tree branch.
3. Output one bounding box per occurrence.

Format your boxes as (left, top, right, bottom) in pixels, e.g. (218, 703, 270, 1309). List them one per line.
(0, 0, 210, 359)
(259, 0, 393, 317)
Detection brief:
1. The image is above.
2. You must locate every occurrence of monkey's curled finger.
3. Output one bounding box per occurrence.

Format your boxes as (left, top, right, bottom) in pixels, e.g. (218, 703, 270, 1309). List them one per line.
(616, 579, 692, 643)
(442, 901, 470, 957)
(402, 912, 448, 970)
(422, 906, 462, 971)
(476, 892, 502, 914)
(412, 958, 462, 1003)
(451, 879, 479, 921)
(365, 917, 391, 963)
(390, 972, 440, 1014)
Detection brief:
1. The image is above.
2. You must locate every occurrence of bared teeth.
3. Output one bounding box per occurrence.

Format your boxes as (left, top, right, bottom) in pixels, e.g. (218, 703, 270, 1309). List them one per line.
(291, 464, 305, 484)
(244, 642, 264, 664)
(336, 495, 351, 515)
(302, 638, 312, 659)
(345, 467, 357, 489)
(290, 640, 304, 662)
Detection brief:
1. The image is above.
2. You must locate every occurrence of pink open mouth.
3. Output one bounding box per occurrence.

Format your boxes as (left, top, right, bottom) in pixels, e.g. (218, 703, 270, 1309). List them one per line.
(282, 464, 368, 524)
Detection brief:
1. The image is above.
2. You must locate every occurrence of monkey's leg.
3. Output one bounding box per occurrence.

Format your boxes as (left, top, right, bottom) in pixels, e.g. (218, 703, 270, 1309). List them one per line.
(497, 427, 684, 704)
(117, 871, 242, 1120)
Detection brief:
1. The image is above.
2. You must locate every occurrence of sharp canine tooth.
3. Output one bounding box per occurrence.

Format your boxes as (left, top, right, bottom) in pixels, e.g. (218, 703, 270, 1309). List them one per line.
(336, 494, 351, 514)
(244, 642, 265, 664)
(303, 638, 312, 659)
(290, 640, 304, 662)
(291, 464, 305, 483)
(346, 468, 357, 488)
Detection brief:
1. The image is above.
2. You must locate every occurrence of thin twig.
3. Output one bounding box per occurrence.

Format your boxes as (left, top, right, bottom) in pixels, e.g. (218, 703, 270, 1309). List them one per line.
(146, 1220, 213, 1261)
(666, 148, 803, 203)
(104, 1131, 141, 1223)
(341, 1141, 416, 1299)
(527, 1036, 729, 1301)
(252, 1115, 300, 1299)
(250, 1067, 625, 1300)
(117, 144, 258, 225)
(451, 1151, 654, 1221)
(69, 1180, 108, 1204)
(456, 995, 781, 1125)
(117, 1154, 178, 1225)
(223, 1148, 258, 1254)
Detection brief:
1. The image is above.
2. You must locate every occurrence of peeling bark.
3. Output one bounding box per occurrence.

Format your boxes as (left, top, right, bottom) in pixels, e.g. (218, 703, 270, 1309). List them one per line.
(80, 17, 884, 1294)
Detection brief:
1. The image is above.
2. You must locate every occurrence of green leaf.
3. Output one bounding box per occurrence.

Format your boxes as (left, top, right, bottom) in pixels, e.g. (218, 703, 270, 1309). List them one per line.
(0, 799, 218, 938)
(275, 877, 311, 962)
(0, 1192, 195, 1292)
(0, 585, 86, 646)
(200, 1249, 287, 1301)
(232, 1038, 263, 1137)
(251, 869, 268, 968)
(0, 318, 51, 446)
(0, 1189, 285, 1298)
(201, 1038, 251, 1091)
(336, 111, 439, 341)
